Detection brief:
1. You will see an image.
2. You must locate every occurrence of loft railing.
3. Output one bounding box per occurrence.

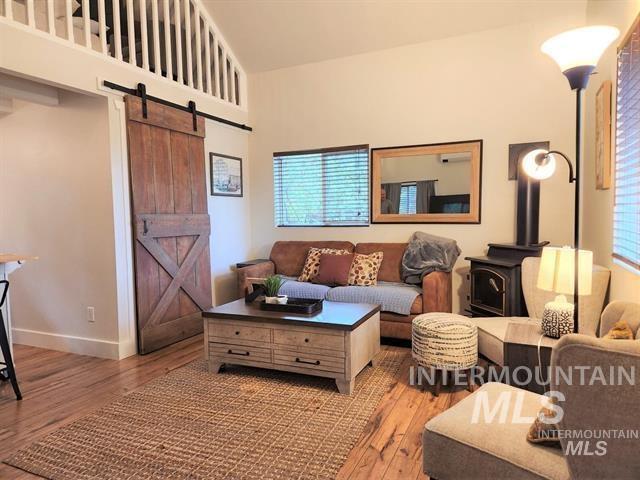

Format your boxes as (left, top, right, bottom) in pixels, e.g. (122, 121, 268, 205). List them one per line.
(1, 0, 245, 107)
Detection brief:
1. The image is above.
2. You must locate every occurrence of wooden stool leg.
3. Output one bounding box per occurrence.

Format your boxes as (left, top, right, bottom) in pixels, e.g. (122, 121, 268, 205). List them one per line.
(466, 368, 475, 392)
(0, 311, 21, 401)
(433, 370, 442, 397)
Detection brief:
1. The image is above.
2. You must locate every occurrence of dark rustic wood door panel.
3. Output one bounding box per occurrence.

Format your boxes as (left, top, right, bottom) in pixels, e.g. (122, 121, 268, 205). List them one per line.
(125, 95, 212, 354)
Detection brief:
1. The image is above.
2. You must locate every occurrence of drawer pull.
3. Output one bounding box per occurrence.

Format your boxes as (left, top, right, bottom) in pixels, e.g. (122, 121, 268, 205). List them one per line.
(228, 349, 250, 356)
(296, 357, 320, 366)
(304, 338, 309, 343)
(235, 331, 240, 335)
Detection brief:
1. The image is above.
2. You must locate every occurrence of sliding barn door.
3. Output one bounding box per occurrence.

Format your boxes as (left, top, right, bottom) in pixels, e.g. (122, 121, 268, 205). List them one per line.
(125, 95, 212, 354)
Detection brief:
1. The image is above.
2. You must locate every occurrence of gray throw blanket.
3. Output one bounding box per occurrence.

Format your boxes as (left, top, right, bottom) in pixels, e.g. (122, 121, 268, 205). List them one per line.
(401, 232, 461, 284)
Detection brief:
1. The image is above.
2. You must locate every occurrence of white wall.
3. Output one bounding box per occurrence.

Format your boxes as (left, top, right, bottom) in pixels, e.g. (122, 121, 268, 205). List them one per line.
(583, 0, 640, 303)
(0, 91, 121, 357)
(205, 120, 252, 305)
(248, 13, 587, 314)
(380, 155, 471, 195)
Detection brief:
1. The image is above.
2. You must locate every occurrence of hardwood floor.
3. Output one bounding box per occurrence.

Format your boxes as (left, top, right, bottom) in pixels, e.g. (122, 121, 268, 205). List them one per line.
(0, 336, 471, 479)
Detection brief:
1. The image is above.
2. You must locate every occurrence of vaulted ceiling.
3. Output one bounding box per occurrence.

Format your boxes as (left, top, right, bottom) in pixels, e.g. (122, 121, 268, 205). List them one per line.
(202, 0, 586, 73)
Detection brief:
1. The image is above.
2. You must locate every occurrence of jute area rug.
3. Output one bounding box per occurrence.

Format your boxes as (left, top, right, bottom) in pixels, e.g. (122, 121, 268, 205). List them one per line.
(5, 348, 408, 480)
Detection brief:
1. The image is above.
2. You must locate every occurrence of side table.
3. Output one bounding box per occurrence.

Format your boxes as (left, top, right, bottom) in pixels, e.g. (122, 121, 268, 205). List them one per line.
(503, 322, 557, 394)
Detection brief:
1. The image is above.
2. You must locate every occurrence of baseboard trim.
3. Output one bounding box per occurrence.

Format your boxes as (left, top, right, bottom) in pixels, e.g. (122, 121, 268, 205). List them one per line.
(12, 328, 124, 360)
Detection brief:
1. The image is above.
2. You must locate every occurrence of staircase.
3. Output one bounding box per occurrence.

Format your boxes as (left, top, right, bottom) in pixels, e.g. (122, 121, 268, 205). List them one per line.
(0, 0, 245, 107)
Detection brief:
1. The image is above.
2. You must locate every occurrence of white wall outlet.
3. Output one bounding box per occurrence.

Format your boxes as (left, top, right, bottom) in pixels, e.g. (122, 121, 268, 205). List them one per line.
(86, 306, 95, 323)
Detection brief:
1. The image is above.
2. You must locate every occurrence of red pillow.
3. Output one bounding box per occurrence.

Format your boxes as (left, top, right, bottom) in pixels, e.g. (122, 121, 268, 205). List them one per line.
(312, 253, 355, 286)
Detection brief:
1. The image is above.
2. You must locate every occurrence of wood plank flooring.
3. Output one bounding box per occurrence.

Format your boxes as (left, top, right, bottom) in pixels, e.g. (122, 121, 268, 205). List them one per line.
(0, 336, 470, 479)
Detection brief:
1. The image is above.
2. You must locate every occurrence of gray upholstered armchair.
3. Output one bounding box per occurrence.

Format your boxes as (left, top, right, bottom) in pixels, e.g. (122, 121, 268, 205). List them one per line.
(471, 257, 611, 366)
(422, 301, 640, 480)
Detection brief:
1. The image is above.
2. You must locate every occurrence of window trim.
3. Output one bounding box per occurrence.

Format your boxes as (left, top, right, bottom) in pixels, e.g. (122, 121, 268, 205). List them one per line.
(273, 144, 370, 228)
(612, 13, 640, 273)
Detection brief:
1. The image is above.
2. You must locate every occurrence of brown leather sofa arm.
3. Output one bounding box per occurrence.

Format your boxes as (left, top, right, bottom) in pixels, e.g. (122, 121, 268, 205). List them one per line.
(236, 260, 275, 298)
(422, 271, 452, 313)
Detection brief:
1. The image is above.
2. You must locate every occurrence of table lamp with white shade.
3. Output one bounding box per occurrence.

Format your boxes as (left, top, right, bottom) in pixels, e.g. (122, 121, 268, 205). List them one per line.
(537, 246, 593, 338)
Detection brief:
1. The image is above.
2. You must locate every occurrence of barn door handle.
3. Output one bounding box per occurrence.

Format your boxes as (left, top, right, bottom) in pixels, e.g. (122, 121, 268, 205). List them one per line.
(143, 219, 149, 236)
(228, 349, 250, 356)
(296, 357, 320, 366)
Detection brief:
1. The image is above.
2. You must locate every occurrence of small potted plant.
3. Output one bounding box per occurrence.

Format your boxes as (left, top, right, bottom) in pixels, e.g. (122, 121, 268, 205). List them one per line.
(263, 275, 287, 304)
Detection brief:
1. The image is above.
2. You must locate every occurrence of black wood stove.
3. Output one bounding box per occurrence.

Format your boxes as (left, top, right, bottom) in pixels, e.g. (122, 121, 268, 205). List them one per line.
(466, 171, 547, 317)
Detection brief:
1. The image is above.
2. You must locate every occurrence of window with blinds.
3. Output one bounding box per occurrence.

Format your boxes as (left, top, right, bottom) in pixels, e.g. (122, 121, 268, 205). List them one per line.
(614, 17, 640, 271)
(399, 183, 417, 214)
(273, 145, 369, 226)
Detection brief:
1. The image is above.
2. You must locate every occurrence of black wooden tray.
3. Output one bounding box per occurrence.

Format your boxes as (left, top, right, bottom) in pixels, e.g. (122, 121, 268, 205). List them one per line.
(259, 298, 323, 315)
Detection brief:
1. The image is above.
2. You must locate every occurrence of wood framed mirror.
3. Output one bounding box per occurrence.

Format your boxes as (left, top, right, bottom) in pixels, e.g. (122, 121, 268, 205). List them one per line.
(371, 140, 482, 224)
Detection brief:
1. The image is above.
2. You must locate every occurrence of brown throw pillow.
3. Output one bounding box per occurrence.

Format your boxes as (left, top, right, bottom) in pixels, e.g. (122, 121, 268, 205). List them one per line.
(603, 320, 634, 340)
(527, 403, 562, 448)
(312, 253, 355, 286)
(348, 252, 384, 286)
(298, 247, 351, 282)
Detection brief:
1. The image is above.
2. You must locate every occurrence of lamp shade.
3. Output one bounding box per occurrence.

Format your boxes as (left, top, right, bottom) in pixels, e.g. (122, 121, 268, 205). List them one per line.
(522, 149, 557, 180)
(541, 26, 619, 72)
(537, 246, 593, 296)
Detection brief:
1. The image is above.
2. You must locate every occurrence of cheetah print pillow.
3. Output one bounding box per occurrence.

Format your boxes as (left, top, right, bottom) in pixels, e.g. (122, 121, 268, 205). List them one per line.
(298, 248, 351, 282)
(348, 252, 384, 286)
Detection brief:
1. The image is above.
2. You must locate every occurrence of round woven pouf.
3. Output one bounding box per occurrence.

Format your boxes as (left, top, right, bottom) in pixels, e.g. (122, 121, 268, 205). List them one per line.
(412, 313, 478, 395)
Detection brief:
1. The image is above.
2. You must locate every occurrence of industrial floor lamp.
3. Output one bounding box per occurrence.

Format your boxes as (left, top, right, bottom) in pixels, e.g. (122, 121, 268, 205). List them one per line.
(521, 26, 619, 334)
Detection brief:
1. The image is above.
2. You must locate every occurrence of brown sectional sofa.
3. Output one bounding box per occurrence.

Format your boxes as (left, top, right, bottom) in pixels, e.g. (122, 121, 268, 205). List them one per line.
(237, 241, 452, 340)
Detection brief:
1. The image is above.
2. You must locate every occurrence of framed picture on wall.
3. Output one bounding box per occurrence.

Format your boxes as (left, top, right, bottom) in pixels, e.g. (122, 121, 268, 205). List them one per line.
(210, 152, 243, 197)
(595, 80, 612, 190)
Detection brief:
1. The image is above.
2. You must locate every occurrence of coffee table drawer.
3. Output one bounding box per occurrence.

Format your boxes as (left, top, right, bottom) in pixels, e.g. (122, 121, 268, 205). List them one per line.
(209, 322, 271, 344)
(209, 342, 272, 364)
(273, 329, 344, 352)
(273, 349, 345, 374)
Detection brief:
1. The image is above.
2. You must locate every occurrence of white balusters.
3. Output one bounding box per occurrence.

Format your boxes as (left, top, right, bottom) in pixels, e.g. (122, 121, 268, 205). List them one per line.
(163, 0, 172, 79)
(174, 0, 184, 84)
(65, 0, 74, 42)
(194, 4, 203, 91)
(46, 0, 55, 35)
(223, 53, 229, 101)
(204, 29, 212, 95)
(140, 0, 150, 71)
(81, 0, 90, 47)
(0, 0, 246, 107)
(26, 0, 35, 27)
(112, 0, 122, 59)
(98, 0, 107, 54)
(213, 36, 220, 98)
(229, 60, 236, 104)
(3, 0, 12, 21)
(184, 0, 193, 87)
(126, 0, 136, 65)
(151, 0, 161, 76)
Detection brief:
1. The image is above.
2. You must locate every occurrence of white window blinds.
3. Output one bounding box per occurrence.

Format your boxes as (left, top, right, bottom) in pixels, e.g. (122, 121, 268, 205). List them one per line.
(273, 145, 369, 226)
(399, 183, 417, 215)
(614, 18, 640, 271)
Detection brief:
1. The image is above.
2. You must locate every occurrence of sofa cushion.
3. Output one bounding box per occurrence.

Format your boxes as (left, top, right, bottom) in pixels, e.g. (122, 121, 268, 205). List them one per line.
(298, 248, 351, 282)
(326, 282, 420, 315)
(278, 277, 331, 300)
(470, 317, 543, 366)
(313, 253, 354, 286)
(411, 295, 422, 314)
(348, 251, 384, 286)
(270, 241, 355, 277)
(423, 382, 570, 480)
(355, 243, 407, 283)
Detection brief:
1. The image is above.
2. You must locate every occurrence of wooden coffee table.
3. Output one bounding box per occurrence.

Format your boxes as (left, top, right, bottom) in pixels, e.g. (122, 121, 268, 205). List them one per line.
(202, 299, 381, 394)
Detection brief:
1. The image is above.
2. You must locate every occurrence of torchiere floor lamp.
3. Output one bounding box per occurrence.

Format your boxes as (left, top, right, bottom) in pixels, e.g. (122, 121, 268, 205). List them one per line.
(521, 26, 619, 333)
